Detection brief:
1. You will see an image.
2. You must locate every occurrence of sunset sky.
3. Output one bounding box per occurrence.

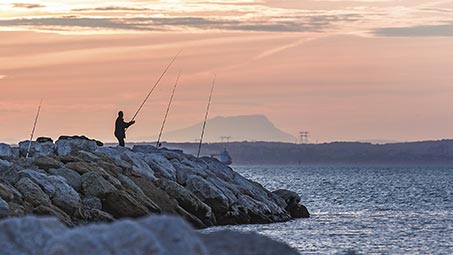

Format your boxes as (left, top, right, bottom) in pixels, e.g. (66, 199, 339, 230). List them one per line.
(1, 0, 453, 144)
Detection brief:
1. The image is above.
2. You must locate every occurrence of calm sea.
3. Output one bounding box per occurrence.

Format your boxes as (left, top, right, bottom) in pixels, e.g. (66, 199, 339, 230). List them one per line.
(205, 166, 453, 254)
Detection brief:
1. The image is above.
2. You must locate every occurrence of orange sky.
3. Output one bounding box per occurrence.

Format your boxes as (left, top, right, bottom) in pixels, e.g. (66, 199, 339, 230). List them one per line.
(1, 0, 453, 144)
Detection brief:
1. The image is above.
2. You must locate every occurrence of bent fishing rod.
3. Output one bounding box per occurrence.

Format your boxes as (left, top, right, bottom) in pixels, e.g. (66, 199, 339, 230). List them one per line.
(26, 99, 43, 158)
(197, 74, 216, 158)
(156, 71, 181, 148)
(128, 50, 183, 127)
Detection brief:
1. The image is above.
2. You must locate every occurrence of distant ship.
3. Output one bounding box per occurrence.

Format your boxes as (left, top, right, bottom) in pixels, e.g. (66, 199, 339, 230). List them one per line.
(212, 148, 233, 165)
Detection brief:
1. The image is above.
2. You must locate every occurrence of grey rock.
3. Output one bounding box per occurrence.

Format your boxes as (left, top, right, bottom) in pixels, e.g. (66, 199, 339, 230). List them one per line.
(0, 160, 19, 184)
(139, 215, 208, 255)
(0, 198, 9, 218)
(82, 197, 102, 210)
(18, 141, 55, 157)
(33, 205, 73, 226)
(44, 219, 164, 255)
(143, 153, 177, 181)
(32, 155, 63, 171)
(0, 216, 66, 255)
(56, 137, 98, 156)
(18, 170, 80, 214)
(0, 181, 23, 203)
(155, 179, 215, 226)
(102, 190, 149, 218)
(49, 167, 82, 191)
(15, 177, 51, 207)
(19, 169, 56, 195)
(0, 143, 13, 159)
(273, 189, 309, 218)
(201, 230, 300, 255)
(81, 172, 116, 198)
(47, 175, 80, 215)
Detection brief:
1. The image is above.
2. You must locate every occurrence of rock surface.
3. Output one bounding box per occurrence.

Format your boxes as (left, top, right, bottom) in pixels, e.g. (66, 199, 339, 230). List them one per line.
(0, 136, 308, 227)
(0, 215, 300, 255)
(273, 189, 310, 218)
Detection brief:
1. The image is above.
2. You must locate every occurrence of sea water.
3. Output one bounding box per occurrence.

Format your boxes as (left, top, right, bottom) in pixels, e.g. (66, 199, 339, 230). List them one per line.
(205, 166, 453, 254)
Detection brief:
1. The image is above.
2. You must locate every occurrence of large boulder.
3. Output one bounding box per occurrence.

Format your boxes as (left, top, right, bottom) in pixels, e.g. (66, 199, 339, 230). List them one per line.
(0, 160, 19, 184)
(32, 156, 63, 171)
(102, 190, 149, 218)
(201, 230, 300, 255)
(0, 198, 9, 218)
(18, 140, 55, 157)
(0, 216, 66, 255)
(143, 153, 177, 181)
(18, 170, 80, 215)
(14, 178, 51, 207)
(0, 181, 23, 203)
(272, 189, 309, 218)
(0, 143, 14, 159)
(48, 168, 82, 191)
(81, 172, 116, 198)
(155, 178, 215, 226)
(55, 136, 99, 156)
(33, 205, 73, 226)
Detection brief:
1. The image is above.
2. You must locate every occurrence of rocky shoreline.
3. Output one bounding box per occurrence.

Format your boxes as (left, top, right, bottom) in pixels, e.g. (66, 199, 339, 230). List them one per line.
(0, 135, 309, 253)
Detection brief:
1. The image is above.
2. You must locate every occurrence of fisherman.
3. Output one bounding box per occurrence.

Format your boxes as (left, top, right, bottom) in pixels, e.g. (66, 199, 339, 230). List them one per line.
(114, 111, 135, 147)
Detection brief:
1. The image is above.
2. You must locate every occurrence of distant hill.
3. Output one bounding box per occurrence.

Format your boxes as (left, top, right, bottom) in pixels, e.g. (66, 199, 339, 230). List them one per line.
(132, 139, 453, 165)
(161, 115, 296, 143)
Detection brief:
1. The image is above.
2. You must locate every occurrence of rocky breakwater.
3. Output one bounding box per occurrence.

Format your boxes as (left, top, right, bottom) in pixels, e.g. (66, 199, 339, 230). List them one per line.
(0, 136, 309, 228)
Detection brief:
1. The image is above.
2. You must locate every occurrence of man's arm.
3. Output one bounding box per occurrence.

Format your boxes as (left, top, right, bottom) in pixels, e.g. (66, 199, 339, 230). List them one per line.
(126, 120, 136, 128)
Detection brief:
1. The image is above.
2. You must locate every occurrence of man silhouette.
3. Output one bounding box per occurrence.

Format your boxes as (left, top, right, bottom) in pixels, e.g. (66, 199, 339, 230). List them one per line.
(114, 111, 135, 147)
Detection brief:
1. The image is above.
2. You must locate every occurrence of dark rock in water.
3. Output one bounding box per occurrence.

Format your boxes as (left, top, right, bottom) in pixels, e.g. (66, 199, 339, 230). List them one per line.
(273, 189, 310, 218)
(201, 230, 300, 255)
(37, 137, 53, 143)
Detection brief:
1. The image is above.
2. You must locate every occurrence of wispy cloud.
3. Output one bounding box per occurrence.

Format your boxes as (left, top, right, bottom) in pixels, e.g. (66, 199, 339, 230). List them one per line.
(374, 23, 453, 37)
(12, 3, 45, 9)
(0, 14, 361, 33)
(0, 75, 6, 80)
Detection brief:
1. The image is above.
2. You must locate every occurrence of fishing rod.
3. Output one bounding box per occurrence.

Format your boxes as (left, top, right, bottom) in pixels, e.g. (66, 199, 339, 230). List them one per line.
(129, 50, 182, 125)
(156, 71, 181, 148)
(197, 74, 216, 158)
(26, 99, 43, 158)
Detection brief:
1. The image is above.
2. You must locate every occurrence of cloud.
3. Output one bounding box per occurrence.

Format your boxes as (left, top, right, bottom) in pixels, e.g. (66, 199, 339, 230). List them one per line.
(0, 75, 6, 80)
(72, 6, 151, 12)
(374, 23, 453, 37)
(0, 14, 360, 33)
(12, 3, 45, 9)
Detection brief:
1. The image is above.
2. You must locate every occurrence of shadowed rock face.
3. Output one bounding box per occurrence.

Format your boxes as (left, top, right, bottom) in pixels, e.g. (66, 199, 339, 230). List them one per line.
(0, 215, 300, 255)
(0, 136, 308, 228)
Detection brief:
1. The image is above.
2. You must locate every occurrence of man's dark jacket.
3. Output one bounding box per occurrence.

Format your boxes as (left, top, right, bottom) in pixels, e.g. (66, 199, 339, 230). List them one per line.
(115, 117, 133, 139)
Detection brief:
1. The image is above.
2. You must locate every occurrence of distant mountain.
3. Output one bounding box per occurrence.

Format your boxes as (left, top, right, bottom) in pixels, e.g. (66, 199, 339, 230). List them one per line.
(162, 115, 296, 143)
